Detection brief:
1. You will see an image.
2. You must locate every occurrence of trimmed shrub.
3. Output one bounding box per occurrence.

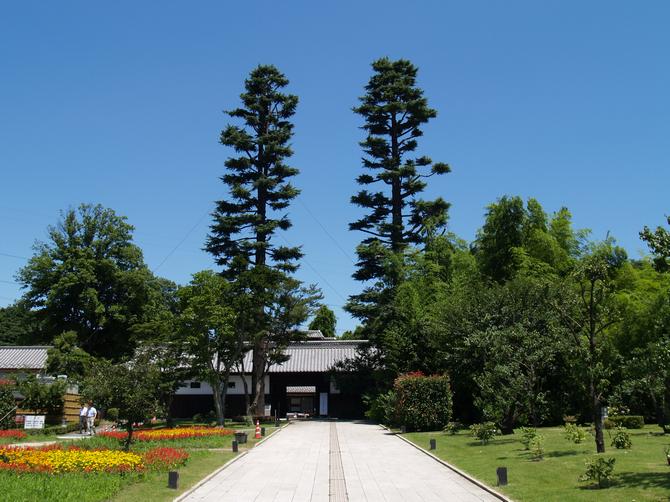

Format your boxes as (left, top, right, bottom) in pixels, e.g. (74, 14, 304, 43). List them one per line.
(519, 426, 537, 450)
(580, 457, 616, 488)
(529, 434, 545, 461)
(443, 421, 462, 435)
(604, 415, 644, 429)
(564, 423, 587, 444)
(470, 422, 498, 445)
(364, 391, 397, 425)
(392, 373, 452, 431)
(611, 426, 632, 449)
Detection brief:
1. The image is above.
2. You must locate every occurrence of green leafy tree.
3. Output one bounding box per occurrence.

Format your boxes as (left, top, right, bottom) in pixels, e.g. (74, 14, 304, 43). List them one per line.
(45, 331, 92, 382)
(471, 277, 569, 432)
(206, 65, 313, 416)
(347, 57, 451, 322)
(0, 301, 37, 346)
(81, 357, 162, 450)
(559, 240, 626, 453)
(17, 204, 163, 359)
(130, 277, 189, 425)
(640, 215, 670, 272)
(176, 270, 243, 425)
(474, 197, 582, 282)
(18, 375, 66, 418)
(308, 305, 337, 337)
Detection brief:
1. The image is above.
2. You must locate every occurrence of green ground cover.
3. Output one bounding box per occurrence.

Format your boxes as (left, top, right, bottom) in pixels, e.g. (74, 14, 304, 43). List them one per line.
(404, 426, 670, 502)
(111, 449, 236, 502)
(0, 426, 278, 502)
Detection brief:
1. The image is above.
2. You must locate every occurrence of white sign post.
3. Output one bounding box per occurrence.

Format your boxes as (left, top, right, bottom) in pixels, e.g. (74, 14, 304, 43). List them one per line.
(24, 415, 46, 429)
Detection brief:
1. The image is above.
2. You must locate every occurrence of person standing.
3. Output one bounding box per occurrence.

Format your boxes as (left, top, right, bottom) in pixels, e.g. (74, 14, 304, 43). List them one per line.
(86, 401, 97, 435)
(79, 403, 89, 434)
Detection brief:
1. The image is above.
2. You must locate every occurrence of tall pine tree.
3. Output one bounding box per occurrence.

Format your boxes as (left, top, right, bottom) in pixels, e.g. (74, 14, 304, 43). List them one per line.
(347, 58, 451, 322)
(207, 65, 312, 416)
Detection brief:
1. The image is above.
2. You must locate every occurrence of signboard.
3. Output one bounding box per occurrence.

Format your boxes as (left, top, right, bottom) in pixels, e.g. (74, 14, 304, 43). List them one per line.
(264, 404, 272, 417)
(24, 415, 45, 429)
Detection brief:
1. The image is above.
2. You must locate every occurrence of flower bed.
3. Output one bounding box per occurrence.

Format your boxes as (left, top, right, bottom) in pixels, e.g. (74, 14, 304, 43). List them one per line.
(0, 430, 26, 440)
(0, 444, 188, 474)
(99, 426, 235, 442)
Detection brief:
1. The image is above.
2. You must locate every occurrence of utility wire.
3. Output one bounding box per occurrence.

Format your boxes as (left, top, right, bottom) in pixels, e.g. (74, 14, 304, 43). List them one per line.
(277, 234, 348, 304)
(0, 252, 29, 260)
(152, 212, 209, 273)
(296, 197, 356, 264)
(0, 280, 20, 285)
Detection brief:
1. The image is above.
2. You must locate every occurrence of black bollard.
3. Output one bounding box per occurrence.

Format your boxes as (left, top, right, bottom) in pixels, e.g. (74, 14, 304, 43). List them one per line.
(429, 438, 436, 450)
(275, 419, 280, 428)
(496, 467, 508, 486)
(232, 440, 238, 453)
(261, 427, 266, 437)
(168, 471, 179, 489)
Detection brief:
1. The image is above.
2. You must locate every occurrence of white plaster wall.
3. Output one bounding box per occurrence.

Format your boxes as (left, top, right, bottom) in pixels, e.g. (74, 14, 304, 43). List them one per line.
(175, 375, 270, 395)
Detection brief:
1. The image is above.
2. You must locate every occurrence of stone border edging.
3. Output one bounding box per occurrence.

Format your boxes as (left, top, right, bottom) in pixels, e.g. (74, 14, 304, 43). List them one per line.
(384, 426, 513, 502)
(172, 423, 288, 502)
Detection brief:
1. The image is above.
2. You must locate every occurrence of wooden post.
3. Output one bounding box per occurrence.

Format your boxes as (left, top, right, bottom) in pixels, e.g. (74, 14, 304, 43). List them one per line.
(496, 467, 508, 486)
(232, 440, 238, 453)
(168, 471, 179, 489)
(429, 438, 436, 450)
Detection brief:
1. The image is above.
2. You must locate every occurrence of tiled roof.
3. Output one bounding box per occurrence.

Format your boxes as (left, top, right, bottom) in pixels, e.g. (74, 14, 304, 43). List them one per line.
(0, 346, 51, 370)
(242, 340, 364, 373)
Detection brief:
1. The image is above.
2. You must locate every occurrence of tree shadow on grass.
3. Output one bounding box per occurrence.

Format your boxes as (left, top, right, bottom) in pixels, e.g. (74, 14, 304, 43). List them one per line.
(614, 471, 670, 491)
(466, 438, 517, 447)
(543, 449, 582, 458)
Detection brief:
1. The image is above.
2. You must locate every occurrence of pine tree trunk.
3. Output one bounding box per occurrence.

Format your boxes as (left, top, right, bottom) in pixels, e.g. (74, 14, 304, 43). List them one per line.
(390, 114, 403, 255)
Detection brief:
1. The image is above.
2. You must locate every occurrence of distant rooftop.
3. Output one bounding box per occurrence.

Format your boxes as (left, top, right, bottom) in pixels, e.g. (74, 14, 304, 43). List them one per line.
(241, 339, 365, 373)
(0, 346, 51, 370)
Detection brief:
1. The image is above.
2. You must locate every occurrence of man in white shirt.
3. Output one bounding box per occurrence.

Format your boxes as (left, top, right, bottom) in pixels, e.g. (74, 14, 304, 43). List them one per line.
(79, 403, 89, 434)
(86, 401, 97, 435)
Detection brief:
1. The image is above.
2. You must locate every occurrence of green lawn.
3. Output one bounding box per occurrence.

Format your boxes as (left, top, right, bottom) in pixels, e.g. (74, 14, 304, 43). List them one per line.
(111, 449, 237, 502)
(404, 426, 670, 502)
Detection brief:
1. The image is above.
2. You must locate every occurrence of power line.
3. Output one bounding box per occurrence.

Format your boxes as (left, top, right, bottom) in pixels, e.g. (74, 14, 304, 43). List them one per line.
(296, 197, 356, 264)
(0, 280, 20, 285)
(0, 252, 28, 260)
(152, 212, 209, 273)
(277, 234, 348, 304)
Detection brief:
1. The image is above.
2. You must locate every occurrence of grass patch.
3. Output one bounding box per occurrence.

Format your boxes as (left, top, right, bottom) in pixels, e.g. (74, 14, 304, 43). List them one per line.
(110, 449, 236, 502)
(404, 425, 670, 501)
(0, 471, 139, 501)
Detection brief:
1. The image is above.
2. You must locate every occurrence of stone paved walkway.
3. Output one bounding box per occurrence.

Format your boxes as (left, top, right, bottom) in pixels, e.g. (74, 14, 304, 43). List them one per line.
(181, 421, 499, 502)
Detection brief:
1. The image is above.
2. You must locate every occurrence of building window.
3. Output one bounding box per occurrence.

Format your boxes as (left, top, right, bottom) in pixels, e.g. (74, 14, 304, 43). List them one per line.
(189, 382, 201, 389)
(228, 381, 236, 389)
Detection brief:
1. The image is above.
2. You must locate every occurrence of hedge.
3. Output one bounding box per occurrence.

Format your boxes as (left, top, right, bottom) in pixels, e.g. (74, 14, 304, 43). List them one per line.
(604, 415, 644, 429)
(393, 372, 452, 432)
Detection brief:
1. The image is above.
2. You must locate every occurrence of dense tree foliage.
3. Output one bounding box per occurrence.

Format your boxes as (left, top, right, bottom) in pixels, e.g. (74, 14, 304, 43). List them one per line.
(308, 305, 337, 337)
(17, 204, 166, 359)
(0, 301, 37, 346)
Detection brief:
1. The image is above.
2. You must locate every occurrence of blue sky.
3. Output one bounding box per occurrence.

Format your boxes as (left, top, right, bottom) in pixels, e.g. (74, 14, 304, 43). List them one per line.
(1, 1, 668, 334)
